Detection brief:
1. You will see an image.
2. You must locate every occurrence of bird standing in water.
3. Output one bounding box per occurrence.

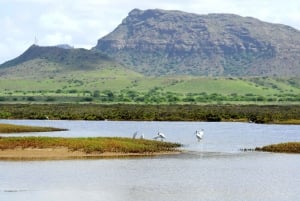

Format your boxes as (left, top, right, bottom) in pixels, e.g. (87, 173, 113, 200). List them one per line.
(154, 131, 166, 141)
(195, 129, 204, 141)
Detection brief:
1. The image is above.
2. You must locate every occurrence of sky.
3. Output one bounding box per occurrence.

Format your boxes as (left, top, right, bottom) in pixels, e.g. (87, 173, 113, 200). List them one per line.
(1, 0, 300, 64)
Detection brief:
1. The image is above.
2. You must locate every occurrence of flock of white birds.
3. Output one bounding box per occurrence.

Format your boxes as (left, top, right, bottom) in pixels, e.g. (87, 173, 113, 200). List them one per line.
(132, 129, 204, 142)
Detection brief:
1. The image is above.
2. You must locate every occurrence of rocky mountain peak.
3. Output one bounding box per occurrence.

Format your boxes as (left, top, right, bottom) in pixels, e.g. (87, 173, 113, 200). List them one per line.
(94, 9, 300, 76)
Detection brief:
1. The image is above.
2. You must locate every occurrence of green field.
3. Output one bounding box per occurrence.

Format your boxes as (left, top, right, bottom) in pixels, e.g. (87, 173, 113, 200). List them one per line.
(0, 68, 299, 104)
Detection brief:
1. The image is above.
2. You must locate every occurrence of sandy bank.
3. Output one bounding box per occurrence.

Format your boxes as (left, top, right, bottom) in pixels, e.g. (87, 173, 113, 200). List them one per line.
(0, 148, 181, 160)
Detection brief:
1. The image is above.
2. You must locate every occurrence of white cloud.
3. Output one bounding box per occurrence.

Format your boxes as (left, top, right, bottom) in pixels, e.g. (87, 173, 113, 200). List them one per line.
(0, 0, 300, 64)
(42, 33, 73, 46)
(39, 9, 80, 32)
(2, 16, 22, 36)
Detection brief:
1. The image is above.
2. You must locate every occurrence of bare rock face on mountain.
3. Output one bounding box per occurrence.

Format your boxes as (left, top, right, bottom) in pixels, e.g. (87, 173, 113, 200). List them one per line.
(94, 9, 300, 76)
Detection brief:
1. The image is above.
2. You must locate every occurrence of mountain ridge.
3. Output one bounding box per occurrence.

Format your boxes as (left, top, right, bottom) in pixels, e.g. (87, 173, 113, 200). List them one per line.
(0, 45, 114, 69)
(94, 9, 300, 76)
(1, 9, 300, 77)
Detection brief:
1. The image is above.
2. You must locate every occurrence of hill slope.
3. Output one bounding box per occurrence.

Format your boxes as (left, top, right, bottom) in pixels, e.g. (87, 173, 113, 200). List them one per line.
(94, 9, 300, 76)
(0, 44, 130, 79)
(1, 45, 117, 70)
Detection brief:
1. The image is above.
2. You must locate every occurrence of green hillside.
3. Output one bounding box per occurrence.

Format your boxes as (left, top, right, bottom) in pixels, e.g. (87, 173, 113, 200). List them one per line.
(0, 68, 299, 104)
(1, 44, 299, 105)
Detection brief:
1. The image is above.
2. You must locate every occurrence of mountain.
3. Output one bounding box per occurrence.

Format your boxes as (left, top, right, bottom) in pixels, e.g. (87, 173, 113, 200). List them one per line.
(0, 45, 125, 78)
(2, 9, 300, 78)
(94, 9, 300, 76)
(55, 44, 74, 49)
(1, 45, 114, 69)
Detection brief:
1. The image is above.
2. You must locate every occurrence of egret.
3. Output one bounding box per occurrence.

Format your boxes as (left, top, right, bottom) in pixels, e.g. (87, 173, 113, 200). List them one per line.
(154, 131, 166, 141)
(195, 129, 204, 141)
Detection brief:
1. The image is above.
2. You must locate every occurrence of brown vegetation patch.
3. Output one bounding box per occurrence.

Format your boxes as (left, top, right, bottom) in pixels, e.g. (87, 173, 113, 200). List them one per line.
(0, 123, 67, 133)
(0, 137, 181, 160)
(256, 142, 300, 153)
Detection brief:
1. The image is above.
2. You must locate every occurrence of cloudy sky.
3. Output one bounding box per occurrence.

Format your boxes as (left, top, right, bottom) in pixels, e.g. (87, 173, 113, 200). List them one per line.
(1, 0, 299, 64)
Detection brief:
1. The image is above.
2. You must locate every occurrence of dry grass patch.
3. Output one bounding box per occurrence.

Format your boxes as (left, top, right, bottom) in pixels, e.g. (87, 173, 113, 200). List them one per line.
(256, 142, 300, 153)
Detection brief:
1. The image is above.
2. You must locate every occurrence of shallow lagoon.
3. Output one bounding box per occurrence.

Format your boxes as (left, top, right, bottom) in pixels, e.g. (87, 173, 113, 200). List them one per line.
(0, 120, 299, 201)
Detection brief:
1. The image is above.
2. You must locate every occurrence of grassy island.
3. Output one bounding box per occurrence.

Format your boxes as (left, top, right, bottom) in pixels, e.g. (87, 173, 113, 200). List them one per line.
(0, 137, 181, 160)
(0, 123, 67, 133)
(256, 142, 300, 153)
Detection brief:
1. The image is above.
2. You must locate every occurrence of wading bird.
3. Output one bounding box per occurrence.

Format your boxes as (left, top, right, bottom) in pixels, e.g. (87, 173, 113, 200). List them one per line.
(195, 129, 204, 141)
(132, 131, 138, 139)
(133, 131, 145, 139)
(154, 131, 166, 141)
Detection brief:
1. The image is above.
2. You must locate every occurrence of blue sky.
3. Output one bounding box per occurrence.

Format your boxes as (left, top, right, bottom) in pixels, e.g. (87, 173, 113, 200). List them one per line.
(1, 0, 299, 64)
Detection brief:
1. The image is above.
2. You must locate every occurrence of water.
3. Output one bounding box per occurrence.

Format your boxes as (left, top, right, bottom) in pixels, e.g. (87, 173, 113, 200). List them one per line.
(0, 120, 299, 201)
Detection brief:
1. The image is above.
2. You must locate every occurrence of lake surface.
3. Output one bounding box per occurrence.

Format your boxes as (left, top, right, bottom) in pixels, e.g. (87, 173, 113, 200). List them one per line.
(0, 120, 299, 201)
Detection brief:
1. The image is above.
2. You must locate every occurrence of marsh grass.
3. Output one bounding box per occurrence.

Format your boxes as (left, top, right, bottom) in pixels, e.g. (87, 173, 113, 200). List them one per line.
(256, 142, 300, 153)
(0, 123, 67, 133)
(0, 137, 181, 154)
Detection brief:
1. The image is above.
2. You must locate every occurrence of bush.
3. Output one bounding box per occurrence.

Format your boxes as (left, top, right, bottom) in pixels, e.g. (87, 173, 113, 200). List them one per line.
(81, 97, 93, 102)
(93, 90, 100, 98)
(27, 97, 36, 101)
(46, 97, 56, 102)
(205, 114, 221, 122)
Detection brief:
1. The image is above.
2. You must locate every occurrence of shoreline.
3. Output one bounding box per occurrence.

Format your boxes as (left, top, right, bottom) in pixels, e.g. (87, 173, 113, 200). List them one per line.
(0, 148, 182, 161)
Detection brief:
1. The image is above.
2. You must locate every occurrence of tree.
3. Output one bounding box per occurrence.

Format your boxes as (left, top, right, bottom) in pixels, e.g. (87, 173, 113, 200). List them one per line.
(93, 90, 100, 98)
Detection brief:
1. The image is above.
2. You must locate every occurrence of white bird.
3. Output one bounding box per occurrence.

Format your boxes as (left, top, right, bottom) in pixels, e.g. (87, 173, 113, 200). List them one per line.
(154, 131, 166, 141)
(195, 129, 204, 141)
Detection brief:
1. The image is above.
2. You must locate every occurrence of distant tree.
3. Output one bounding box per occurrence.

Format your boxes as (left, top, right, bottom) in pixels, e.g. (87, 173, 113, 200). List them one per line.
(27, 97, 36, 101)
(56, 89, 62, 93)
(68, 89, 78, 94)
(46, 97, 56, 102)
(103, 90, 115, 101)
(93, 90, 100, 98)
(81, 97, 93, 102)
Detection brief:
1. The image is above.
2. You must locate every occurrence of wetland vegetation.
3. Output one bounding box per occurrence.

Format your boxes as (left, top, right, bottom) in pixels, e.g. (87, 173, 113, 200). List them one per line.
(0, 136, 181, 160)
(0, 104, 299, 124)
(0, 123, 67, 133)
(256, 142, 300, 153)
